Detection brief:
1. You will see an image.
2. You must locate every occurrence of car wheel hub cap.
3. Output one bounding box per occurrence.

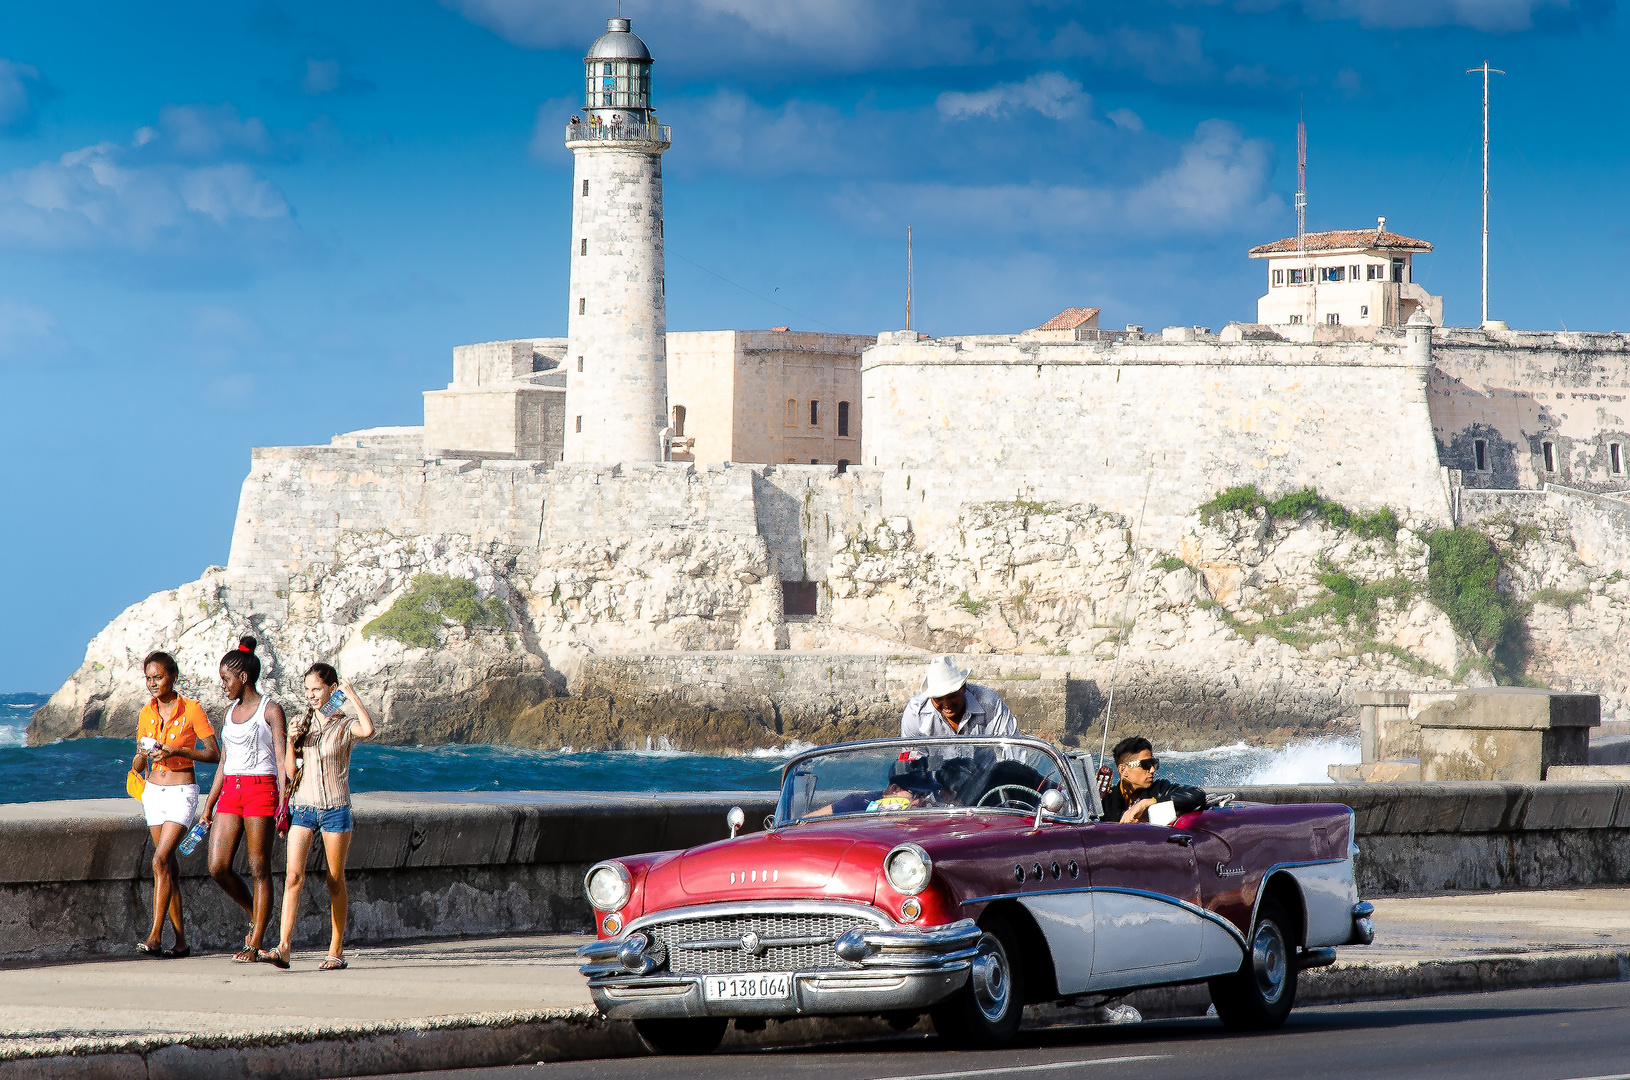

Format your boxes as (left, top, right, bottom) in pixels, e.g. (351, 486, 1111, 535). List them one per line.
(1252, 921, 1287, 1004)
(970, 933, 1009, 1022)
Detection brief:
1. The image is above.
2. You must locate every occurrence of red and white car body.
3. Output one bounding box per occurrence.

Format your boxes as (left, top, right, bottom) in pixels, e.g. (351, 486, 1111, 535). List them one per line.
(577, 736, 1373, 1052)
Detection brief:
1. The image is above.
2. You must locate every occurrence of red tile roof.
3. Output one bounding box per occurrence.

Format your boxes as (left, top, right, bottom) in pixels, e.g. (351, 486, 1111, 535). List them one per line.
(1248, 229, 1433, 256)
(1035, 306, 1100, 330)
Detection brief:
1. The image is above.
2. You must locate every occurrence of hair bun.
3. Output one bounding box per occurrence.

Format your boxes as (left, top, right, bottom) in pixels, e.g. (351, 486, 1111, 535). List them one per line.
(238, 635, 258, 654)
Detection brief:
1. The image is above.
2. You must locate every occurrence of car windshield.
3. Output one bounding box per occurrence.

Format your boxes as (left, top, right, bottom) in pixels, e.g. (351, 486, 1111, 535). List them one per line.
(775, 738, 1081, 826)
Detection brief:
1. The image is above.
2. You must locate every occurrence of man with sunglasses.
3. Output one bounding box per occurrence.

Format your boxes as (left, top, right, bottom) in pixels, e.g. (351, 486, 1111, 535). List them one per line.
(1100, 736, 1205, 824)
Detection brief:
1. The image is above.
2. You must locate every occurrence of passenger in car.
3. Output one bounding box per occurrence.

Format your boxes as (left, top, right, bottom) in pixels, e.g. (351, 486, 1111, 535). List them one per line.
(900, 656, 1019, 738)
(1100, 736, 1205, 824)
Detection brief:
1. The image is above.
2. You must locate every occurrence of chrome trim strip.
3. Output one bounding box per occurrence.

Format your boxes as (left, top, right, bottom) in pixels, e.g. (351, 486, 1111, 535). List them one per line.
(961, 885, 1248, 949)
(678, 934, 837, 951)
(621, 898, 898, 937)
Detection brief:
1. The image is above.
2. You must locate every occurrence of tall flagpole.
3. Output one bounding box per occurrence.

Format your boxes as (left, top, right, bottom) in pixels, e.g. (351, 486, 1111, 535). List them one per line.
(905, 226, 913, 332)
(1467, 61, 1505, 327)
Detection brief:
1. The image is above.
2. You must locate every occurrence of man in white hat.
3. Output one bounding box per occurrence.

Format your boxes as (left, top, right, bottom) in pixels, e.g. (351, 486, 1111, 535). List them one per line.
(900, 656, 1020, 738)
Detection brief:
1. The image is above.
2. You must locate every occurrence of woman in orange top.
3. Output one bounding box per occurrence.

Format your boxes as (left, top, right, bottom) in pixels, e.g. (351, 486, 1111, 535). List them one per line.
(132, 650, 220, 957)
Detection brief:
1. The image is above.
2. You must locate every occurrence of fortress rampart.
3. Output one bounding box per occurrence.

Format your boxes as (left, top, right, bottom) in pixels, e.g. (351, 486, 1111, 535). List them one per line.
(862, 326, 1448, 547)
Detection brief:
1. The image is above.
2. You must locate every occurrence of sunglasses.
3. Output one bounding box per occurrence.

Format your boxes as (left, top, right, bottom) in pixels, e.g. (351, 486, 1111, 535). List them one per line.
(1123, 757, 1160, 772)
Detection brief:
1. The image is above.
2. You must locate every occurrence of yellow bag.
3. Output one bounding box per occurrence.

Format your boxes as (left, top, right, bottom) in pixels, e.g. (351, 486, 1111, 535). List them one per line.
(126, 770, 146, 802)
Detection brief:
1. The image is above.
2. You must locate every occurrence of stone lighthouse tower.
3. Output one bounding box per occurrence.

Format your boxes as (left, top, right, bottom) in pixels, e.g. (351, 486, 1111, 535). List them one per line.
(561, 16, 671, 463)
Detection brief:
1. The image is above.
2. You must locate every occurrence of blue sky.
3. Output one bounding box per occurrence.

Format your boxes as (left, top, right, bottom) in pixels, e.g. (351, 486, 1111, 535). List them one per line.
(1, 0, 1623, 691)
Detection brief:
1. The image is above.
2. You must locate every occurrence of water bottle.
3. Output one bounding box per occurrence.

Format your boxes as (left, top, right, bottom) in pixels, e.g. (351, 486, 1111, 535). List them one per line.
(319, 689, 346, 717)
(178, 821, 208, 857)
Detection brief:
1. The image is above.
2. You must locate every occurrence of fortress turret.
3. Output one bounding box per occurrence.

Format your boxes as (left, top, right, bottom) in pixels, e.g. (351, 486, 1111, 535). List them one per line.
(562, 17, 671, 463)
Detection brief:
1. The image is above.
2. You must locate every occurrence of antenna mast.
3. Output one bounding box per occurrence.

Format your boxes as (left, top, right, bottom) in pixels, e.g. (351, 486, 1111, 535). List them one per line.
(1295, 108, 1306, 255)
(1466, 62, 1505, 327)
(906, 226, 913, 332)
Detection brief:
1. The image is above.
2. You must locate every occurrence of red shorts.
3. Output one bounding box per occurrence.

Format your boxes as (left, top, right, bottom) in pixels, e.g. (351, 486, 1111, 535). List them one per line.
(217, 774, 278, 817)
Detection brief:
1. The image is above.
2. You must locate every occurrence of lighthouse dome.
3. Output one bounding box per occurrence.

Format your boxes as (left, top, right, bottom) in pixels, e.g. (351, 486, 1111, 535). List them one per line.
(586, 17, 651, 61)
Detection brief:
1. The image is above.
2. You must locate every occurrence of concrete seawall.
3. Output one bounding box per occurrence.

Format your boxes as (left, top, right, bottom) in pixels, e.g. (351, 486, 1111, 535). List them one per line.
(2, 783, 1627, 963)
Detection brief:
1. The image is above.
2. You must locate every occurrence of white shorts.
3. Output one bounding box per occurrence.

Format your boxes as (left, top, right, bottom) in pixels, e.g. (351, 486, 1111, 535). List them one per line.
(142, 782, 200, 828)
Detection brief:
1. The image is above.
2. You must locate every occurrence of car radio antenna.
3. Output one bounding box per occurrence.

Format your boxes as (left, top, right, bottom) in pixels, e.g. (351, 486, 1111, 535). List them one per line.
(1096, 462, 1156, 796)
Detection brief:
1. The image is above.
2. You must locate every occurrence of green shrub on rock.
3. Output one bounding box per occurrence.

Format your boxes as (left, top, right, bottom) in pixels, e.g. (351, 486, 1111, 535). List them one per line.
(362, 574, 507, 649)
(1198, 485, 1400, 541)
(1425, 527, 1530, 681)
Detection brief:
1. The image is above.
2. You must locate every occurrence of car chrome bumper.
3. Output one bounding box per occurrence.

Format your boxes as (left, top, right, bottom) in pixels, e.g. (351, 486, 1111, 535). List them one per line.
(1349, 901, 1375, 946)
(577, 918, 982, 1019)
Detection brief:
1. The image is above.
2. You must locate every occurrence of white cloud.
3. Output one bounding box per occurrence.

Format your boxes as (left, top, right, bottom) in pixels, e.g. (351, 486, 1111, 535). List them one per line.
(0, 60, 47, 134)
(841, 119, 1279, 240)
(0, 296, 58, 358)
(297, 58, 374, 97)
(1108, 108, 1144, 132)
(1260, 0, 1574, 30)
(937, 73, 1089, 121)
(0, 105, 300, 266)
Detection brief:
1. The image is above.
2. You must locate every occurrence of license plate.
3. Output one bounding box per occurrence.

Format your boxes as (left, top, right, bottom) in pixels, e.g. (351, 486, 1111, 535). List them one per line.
(703, 973, 792, 1001)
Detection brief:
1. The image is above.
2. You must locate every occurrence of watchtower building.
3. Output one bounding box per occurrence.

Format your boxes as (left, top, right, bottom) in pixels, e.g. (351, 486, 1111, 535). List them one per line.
(562, 17, 672, 463)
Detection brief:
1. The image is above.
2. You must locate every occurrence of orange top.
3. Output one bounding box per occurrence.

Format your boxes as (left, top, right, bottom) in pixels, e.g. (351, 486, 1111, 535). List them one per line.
(136, 696, 214, 773)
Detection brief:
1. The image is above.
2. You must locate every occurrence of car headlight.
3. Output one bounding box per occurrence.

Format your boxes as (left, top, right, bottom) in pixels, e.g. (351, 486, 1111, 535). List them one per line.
(585, 861, 631, 912)
(884, 843, 932, 895)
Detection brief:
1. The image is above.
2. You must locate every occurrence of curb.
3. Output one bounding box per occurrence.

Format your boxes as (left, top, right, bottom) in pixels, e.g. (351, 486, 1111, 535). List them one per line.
(7, 950, 1628, 1079)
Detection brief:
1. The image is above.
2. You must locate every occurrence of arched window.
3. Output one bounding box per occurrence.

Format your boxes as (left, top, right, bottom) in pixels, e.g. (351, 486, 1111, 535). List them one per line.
(672, 405, 686, 437)
(785, 399, 797, 427)
(837, 401, 851, 438)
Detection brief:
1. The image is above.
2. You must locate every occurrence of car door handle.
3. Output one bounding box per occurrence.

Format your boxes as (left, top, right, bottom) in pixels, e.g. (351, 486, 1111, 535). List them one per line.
(1166, 834, 1194, 847)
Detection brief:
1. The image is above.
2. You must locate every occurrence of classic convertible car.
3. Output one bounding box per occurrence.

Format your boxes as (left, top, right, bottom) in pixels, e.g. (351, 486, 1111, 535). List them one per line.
(577, 736, 1374, 1054)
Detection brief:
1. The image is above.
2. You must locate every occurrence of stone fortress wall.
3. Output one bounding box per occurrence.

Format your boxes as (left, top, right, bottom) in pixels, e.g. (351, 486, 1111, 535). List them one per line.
(1431, 325, 1630, 493)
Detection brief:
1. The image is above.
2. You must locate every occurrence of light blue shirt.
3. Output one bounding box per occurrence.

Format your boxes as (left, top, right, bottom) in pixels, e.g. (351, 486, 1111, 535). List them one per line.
(899, 683, 1019, 739)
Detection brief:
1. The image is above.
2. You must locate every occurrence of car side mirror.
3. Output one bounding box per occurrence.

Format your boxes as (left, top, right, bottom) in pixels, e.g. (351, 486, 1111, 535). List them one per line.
(1033, 788, 1066, 829)
(726, 806, 745, 839)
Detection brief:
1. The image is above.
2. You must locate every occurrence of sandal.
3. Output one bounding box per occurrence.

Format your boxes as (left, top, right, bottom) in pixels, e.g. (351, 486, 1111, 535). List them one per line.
(165, 945, 191, 959)
(318, 956, 348, 971)
(232, 947, 257, 963)
(137, 942, 164, 957)
(258, 949, 290, 969)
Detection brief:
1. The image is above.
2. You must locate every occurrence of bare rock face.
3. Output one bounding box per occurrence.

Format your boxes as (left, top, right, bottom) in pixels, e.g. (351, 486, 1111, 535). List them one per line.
(28, 536, 554, 747)
(35, 491, 1629, 751)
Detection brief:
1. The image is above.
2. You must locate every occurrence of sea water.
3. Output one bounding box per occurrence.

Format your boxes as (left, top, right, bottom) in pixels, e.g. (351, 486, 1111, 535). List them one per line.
(0, 692, 1358, 805)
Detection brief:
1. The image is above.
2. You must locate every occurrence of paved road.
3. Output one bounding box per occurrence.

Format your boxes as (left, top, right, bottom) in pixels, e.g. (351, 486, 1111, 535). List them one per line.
(378, 982, 1630, 1080)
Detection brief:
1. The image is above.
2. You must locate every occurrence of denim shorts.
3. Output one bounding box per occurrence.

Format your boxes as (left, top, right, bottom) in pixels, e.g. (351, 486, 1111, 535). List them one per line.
(289, 804, 353, 834)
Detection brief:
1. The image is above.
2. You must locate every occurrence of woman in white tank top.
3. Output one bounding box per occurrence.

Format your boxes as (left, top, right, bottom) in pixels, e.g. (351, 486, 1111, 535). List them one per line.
(200, 637, 288, 964)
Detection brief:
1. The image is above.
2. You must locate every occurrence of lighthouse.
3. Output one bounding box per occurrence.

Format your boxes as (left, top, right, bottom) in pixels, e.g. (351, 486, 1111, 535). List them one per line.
(562, 16, 671, 463)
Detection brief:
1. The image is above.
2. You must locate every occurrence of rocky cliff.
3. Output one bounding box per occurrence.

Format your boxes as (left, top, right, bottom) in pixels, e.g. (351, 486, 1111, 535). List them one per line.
(43, 486, 1601, 753)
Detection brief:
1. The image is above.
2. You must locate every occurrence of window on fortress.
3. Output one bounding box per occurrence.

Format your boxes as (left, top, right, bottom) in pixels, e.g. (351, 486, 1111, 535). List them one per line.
(1350, 265, 1360, 280)
(811, 458, 819, 464)
(785, 399, 797, 427)
(1612, 443, 1624, 475)
(810, 400, 820, 427)
(1288, 315, 1303, 324)
(1475, 439, 1488, 472)
(1367, 264, 1380, 281)
(1289, 269, 1309, 285)
(1361, 305, 1369, 317)
(1543, 442, 1556, 473)
(1327, 313, 1340, 326)
(672, 405, 686, 437)
(838, 401, 851, 438)
(1392, 259, 1406, 283)
(582, 179, 589, 197)
(579, 298, 586, 314)
(782, 581, 819, 619)
(580, 239, 587, 256)
(1272, 269, 1283, 286)
(837, 459, 850, 473)
(1319, 267, 1345, 283)
(577, 356, 584, 372)
(575, 415, 583, 434)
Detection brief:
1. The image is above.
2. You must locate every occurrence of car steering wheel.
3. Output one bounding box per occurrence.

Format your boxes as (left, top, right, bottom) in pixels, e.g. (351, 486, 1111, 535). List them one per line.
(977, 784, 1043, 809)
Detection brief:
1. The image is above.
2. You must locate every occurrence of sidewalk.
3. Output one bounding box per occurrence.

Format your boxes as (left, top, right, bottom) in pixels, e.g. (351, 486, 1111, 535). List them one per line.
(4, 889, 1627, 1079)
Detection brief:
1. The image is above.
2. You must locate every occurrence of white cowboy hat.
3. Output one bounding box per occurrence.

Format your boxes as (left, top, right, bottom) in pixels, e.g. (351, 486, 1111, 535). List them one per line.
(922, 656, 970, 698)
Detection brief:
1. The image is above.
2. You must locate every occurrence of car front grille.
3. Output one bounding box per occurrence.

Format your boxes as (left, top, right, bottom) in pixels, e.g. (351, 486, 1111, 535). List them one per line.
(644, 911, 875, 975)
